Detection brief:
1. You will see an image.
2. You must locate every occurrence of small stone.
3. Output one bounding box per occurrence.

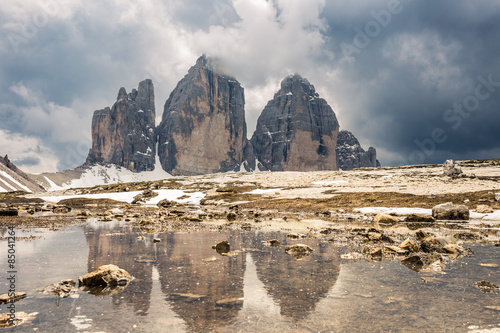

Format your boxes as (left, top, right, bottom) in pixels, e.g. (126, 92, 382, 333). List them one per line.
(399, 238, 419, 253)
(401, 253, 444, 272)
(384, 246, 407, 255)
(285, 244, 313, 260)
(215, 297, 244, 306)
(432, 202, 469, 220)
(287, 233, 305, 239)
(226, 212, 237, 221)
(404, 214, 435, 222)
(153, 238, 161, 243)
(39, 279, 76, 298)
(420, 237, 445, 253)
(78, 264, 133, 288)
(368, 232, 382, 241)
(263, 239, 280, 247)
(443, 159, 463, 177)
(364, 247, 382, 257)
(373, 213, 399, 226)
(212, 241, 230, 254)
(495, 193, 500, 202)
(474, 280, 499, 293)
(415, 230, 430, 240)
(443, 244, 472, 259)
(476, 205, 494, 214)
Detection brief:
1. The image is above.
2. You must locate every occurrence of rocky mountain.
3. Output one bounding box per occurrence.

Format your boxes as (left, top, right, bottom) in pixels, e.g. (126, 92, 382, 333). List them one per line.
(251, 74, 340, 171)
(0, 155, 45, 193)
(335, 130, 379, 170)
(157, 55, 254, 176)
(85, 79, 156, 172)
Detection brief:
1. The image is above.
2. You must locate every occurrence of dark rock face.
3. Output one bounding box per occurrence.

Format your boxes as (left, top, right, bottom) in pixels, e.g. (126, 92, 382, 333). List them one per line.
(86, 79, 156, 172)
(157, 55, 254, 176)
(251, 74, 339, 171)
(335, 130, 379, 170)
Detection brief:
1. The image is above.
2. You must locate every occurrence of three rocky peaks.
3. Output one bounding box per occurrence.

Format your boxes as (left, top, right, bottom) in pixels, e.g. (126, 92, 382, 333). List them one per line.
(86, 55, 378, 175)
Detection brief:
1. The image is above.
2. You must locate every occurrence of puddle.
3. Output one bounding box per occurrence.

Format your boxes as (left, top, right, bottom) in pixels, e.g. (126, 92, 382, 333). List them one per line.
(0, 222, 499, 332)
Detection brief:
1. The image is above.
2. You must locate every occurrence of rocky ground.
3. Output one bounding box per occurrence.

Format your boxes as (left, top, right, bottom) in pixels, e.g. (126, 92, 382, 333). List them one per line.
(2, 159, 500, 272)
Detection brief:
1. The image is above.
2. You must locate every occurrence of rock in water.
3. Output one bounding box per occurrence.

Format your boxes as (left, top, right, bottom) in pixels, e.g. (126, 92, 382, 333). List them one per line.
(251, 74, 339, 171)
(285, 244, 314, 260)
(432, 202, 469, 220)
(336, 130, 379, 170)
(78, 264, 132, 287)
(86, 79, 156, 172)
(157, 55, 254, 176)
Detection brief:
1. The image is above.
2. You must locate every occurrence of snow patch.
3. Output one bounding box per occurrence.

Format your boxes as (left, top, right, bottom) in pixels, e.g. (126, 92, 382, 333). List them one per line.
(0, 170, 31, 192)
(43, 176, 64, 192)
(0, 185, 6, 192)
(246, 188, 281, 195)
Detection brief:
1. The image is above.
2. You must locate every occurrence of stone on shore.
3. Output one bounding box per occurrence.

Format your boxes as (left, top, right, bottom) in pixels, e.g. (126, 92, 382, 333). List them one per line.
(432, 202, 469, 220)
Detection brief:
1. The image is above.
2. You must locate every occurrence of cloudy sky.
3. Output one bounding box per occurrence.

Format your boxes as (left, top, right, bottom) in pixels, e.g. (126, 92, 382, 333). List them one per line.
(1, 0, 500, 173)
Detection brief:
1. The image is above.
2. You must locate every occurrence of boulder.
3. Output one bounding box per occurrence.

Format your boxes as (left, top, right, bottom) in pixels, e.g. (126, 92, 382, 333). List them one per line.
(285, 244, 313, 260)
(476, 205, 494, 214)
(132, 189, 158, 204)
(432, 202, 469, 220)
(373, 213, 399, 226)
(443, 159, 463, 177)
(404, 214, 435, 222)
(212, 241, 230, 254)
(78, 264, 132, 287)
(420, 237, 446, 253)
(401, 253, 445, 272)
(251, 74, 340, 171)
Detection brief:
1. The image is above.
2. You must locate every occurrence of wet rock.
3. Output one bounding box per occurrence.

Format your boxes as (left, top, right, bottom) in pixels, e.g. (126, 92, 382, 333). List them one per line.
(0, 208, 18, 216)
(401, 253, 444, 272)
(212, 241, 230, 254)
(363, 246, 382, 257)
(373, 213, 399, 227)
(40, 279, 77, 298)
(285, 244, 313, 260)
(132, 189, 158, 204)
(474, 280, 499, 293)
(287, 233, 306, 239)
(0, 311, 36, 328)
(454, 232, 482, 241)
(399, 238, 419, 253)
(78, 264, 133, 288)
(171, 293, 207, 302)
(443, 159, 463, 177)
(415, 230, 430, 241)
(263, 239, 280, 247)
(432, 202, 469, 220)
(384, 246, 407, 256)
(227, 212, 237, 221)
(158, 199, 175, 208)
(420, 237, 446, 253)
(0, 292, 27, 304)
(476, 205, 494, 214)
(443, 244, 473, 259)
(404, 214, 435, 222)
(153, 238, 161, 243)
(52, 205, 71, 214)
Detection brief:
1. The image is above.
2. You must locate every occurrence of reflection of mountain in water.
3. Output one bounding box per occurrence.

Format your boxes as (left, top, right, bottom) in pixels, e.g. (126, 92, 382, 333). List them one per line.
(84, 222, 154, 315)
(157, 231, 246, 332)
(243, 232, 340, 320)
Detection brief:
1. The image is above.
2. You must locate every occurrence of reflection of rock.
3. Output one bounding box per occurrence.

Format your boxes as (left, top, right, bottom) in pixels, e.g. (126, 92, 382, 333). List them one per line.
(243, 232, 340, 321)
(0, 292, 26, 304)
(285, 244, 313, 260)
(212, 240, 230, 254)
(0, 311, 36, 328)
(401, 253, 445, 272)
(85, 224, 154, 314)
(474, 281, 499, 293)
(158, 231, 245, 332)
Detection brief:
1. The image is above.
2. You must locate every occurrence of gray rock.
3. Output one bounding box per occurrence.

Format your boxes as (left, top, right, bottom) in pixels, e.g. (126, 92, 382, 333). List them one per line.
(495, 193, 500, 202)
(157, 55, 254, 175)
(336, 130, 380, 170)
(86, 79, 156, 172)
(251, 74, 339, 171)
(432, 202, 469, 220)
(443, 159, 463, 177)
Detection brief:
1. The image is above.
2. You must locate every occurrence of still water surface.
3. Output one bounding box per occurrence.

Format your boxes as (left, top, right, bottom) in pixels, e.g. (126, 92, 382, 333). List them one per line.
(1, 220, 499, 332)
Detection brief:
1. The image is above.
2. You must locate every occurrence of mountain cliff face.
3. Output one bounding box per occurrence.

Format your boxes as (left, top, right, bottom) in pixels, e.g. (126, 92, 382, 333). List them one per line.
(157, 55, 254, 176)
(250, 74, 340, 171)
(335, 130, 379, 170)
(86, 79, 156, 172)
(0, 155, 45, 192)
